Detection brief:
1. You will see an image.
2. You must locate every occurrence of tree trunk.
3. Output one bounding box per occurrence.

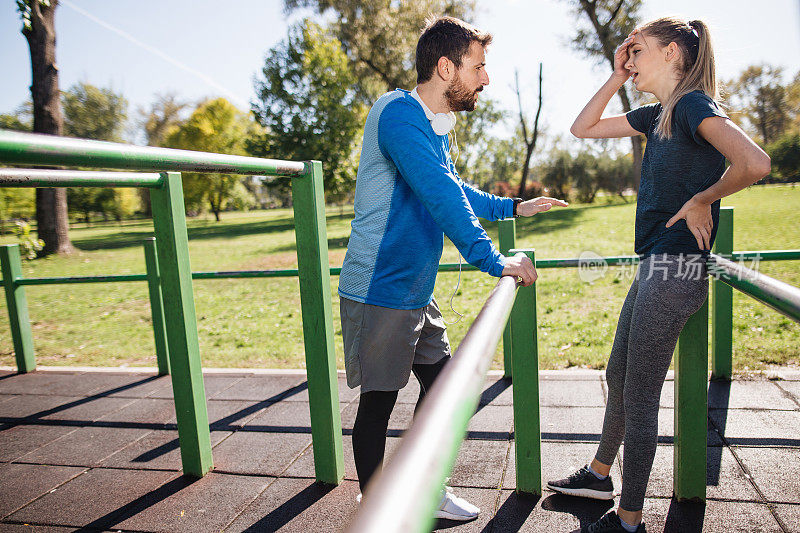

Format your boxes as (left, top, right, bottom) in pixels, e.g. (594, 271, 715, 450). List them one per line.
(23, 0, 73, 255)
(616, 85, 643, 192)
(516, 65, 543, 198)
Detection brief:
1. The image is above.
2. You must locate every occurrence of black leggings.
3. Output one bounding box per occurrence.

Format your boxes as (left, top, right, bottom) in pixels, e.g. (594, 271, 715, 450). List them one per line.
(352, 357, 448, 491)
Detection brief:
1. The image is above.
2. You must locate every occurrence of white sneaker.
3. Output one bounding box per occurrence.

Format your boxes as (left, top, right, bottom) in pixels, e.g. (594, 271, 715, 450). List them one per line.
(435, 489, 480, 521)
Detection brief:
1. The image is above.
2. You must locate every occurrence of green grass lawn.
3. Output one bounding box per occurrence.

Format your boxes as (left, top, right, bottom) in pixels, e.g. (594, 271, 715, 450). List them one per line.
(1, 184, 798, 372)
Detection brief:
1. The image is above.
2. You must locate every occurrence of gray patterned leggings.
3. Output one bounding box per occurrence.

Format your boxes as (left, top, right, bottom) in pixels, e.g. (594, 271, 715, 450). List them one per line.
(594, 255, 709, 511)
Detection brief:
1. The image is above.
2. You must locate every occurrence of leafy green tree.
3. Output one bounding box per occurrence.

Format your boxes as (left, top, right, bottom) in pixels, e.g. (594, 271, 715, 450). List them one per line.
(728, 65, 789, 145)
(250, 20, 366, 204)
(571, 151, 599, 203)
(166, 98, 257, 221)
(59, 82, 138, 222)
(767, 133, 800, 183)
(137, 93, 189, 216)
(561, 0, 644, 190)
(542, 149, 573, 201)
(17, 0, 73, 255)
(282, 0, 476, 100)
(596, 151, 634, 200)
(454, 97, 506, 185)
(62, 82, 128, 141)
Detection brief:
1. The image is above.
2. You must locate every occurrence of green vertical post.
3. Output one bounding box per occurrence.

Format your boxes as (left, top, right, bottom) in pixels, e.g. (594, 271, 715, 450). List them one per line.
(143, 237, 170, 375)
(711, 207, 734, 381)
(498, 218, 517, 379)
(0, 244, 35, 373)
(674, 296, 709, 502)
(291, 161, 344, 485)
(509, 249, 541, 496)
(150, 172, 212, 477)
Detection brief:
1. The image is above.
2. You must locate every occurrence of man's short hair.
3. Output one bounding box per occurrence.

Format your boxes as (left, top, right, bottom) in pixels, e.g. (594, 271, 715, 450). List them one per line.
(416, 16, 493, 84)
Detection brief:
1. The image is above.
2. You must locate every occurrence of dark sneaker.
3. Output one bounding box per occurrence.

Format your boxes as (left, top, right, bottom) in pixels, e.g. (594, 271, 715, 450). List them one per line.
(579, 511, 645, 532)
(547, 464, 614, 500)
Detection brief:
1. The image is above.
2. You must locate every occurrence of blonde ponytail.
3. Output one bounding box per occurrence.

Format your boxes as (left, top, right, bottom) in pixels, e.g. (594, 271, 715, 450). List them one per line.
(639, 17, 718, 139)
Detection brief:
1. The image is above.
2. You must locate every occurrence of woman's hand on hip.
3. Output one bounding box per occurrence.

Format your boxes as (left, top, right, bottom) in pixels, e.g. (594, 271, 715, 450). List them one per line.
(666, 196, 714, 251)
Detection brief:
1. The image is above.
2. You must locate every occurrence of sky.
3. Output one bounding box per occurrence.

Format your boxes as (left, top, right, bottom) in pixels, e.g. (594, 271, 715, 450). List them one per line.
(2, 0, 799, 149)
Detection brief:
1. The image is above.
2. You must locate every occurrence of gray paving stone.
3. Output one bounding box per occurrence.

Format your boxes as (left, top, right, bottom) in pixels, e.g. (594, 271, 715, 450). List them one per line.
(0, 372, 98, 396)
(539, 379, 606, 407)
(496, 489, 601, 532)
(282, 434, 405, 481)
(17, 426, 152, 467)
(7, 467, 177, 528)
(114, 471, 271, 533)
(505, 441, 621, 491)
(707, 380, 799, 410)
(643, 497, 780, 532)
(0, 395, 88, 421)
(103, 374, 172, 398)
(243, 399, 358, 433)
(37, 396, 135, 423)
(223, 477, 361, 532)
(211, 430, 311, 476)
(733, 446, 800, 503)
(468, 405, 514, 440)
(449, 439, 510, 489)
(212, 375, 306, 401)
(147, 375, 246, 400)
(99, 430, 231, 471)
(171, 399, 268, 430)
(0, 524, 76, 532)
(0, 463, 85, 519)
(710, 408, 800, 447)
(94, 397, 176, 428)
(74, 372, 164, 397)
(287, 376, 361, 403)
(775, 381, 800, 406)
(0, 424, 77, 462)
(623, 444, 760, 501)
(539, 406, 606, 442)
(773, 503, 800, 532)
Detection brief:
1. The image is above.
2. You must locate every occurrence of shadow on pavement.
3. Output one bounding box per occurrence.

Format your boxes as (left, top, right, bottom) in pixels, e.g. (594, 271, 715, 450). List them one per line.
(540, 493, 613, 531)
(663, 498, 706, 532)
(241, 482, 333, 532)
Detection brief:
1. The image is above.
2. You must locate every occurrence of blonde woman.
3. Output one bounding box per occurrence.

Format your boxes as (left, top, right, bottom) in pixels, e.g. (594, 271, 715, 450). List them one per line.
(546, 17, 770, 533)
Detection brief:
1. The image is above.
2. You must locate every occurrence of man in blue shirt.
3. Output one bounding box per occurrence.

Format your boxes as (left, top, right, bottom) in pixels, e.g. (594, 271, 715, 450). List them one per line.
(339, 16, 567, 520)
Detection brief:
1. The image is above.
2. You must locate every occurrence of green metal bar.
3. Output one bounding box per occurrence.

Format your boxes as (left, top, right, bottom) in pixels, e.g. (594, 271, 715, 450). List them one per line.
(0, 245, 35, 372)
(0, 130, 305, 176)
(674, 297, 709, 502)
(347, 274, 519, 533)
(291, 161, 344, 485)
(12, 251, 799, 287)
(17, 274, 148, 285)
(509, 249, 542, 496)
(708, 254, 800, 323)
(144, 238, 170, 376)
(712, 207, 734, 381)
(150, 172, 212, 477)
(498, 218, 516, 378)
(0, 168, 164, 188)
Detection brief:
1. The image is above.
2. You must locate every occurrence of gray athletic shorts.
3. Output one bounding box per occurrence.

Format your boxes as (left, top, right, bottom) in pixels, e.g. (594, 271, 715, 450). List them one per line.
(339, 297, 451, 393)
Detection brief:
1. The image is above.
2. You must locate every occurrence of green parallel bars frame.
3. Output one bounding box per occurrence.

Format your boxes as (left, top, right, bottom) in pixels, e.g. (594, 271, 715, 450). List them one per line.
(290, 161, 344, 485)
(0, 244, 35, 372)
(143, 238, 170, 376)
(498, 219, 516, 378)
(509, 248, 542, 495)
(712, 207, 734, 381)
(150, 172, 212, 477)
(674, 296, 709, 501)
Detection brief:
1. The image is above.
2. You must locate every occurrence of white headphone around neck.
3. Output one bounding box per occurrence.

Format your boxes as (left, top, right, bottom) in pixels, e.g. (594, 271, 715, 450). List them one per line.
(410, 87, 456, 136)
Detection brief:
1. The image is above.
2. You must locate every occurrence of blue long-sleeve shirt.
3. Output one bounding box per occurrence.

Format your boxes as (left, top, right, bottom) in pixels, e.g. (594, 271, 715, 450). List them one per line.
(338, 89, 514, 310)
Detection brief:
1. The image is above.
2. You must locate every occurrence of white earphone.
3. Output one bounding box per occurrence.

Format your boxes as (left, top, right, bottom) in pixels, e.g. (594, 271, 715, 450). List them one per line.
(410, 87, 456, 136)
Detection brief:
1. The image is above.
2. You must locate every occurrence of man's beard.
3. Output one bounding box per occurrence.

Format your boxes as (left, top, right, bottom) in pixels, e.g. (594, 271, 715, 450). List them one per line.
(444, 73, 481, 112)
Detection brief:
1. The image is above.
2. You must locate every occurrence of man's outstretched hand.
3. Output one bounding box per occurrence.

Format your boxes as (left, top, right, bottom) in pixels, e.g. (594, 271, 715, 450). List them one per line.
(502, 254, 537, 287)
(517, 196, 569, 217)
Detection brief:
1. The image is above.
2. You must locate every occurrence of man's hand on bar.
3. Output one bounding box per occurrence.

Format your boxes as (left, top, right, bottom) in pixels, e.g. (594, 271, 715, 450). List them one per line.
(502, 254, 537, 287)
